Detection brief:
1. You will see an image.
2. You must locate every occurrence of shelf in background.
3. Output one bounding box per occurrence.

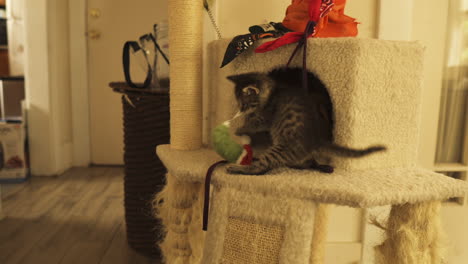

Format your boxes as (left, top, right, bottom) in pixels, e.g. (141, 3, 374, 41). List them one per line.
(434, 162, 468, 172)
(436, 169, 467, 205)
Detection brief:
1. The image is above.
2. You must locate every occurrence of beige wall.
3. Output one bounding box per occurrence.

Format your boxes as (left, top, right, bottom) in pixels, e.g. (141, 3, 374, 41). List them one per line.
(217, 0, 379, 39)
(411, 2, 468, 264)
(347, 0, 379, 38)
(412, 0, 448, 169)
(218, 0, 290, 38)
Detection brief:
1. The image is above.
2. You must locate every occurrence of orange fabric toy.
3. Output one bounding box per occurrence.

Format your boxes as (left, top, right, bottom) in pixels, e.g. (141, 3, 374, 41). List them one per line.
(255, 0, 357, 53)
(282, 0, 358, 37)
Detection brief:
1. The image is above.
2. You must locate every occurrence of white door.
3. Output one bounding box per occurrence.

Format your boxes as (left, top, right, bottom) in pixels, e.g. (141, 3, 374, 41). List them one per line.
(87, 0, 168, 164)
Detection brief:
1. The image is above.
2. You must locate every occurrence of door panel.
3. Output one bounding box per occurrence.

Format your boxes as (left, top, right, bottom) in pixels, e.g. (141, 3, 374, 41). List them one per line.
(87, 0, 167, 164)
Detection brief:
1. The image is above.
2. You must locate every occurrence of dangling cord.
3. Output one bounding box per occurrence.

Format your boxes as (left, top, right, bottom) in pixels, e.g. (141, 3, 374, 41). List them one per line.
(202, 111, 244, 231)
(203, 0, 222, 39)
(203, 160, 228, 231)
(286, 40, 304, 67)
(302, 21, 316, 93)
(286, 21, 316, 93)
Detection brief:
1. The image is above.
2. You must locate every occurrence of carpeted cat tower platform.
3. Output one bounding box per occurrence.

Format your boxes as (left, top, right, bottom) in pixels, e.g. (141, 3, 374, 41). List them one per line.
(153, 1, 468, 263)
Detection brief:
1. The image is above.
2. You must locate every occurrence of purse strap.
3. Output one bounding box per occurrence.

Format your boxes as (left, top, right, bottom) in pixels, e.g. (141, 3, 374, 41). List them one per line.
(122, 41, 152, 89)
(150, 27, 171, 65)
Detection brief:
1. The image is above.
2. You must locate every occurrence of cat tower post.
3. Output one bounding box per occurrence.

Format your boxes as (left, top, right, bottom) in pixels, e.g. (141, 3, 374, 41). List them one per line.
(155, 0, 205, 263)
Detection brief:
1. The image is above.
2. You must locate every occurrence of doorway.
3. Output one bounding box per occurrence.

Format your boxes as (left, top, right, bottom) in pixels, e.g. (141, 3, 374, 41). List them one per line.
(86, 0, 168, 164)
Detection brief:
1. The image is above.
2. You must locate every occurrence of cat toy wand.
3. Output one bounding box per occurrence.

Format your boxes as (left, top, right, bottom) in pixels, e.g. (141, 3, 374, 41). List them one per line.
(256, 0, 334, 53)
(255, 0, 334, 92)
(203, 0, 222, 39)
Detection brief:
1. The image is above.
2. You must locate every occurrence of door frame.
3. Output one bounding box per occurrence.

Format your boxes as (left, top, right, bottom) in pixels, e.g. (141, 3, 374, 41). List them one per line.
(23, 0, 90, 176)
(69, 0, 91, 167)
(24, 0, 77, 176)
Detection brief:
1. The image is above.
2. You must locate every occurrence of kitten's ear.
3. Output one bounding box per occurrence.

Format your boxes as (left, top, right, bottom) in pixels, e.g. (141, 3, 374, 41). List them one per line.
(226, 74, 241, 83)
(227, 72, 260, 84)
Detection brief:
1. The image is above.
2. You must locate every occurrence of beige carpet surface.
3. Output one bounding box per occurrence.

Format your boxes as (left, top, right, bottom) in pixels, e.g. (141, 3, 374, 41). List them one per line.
(157, 145, 468, 208)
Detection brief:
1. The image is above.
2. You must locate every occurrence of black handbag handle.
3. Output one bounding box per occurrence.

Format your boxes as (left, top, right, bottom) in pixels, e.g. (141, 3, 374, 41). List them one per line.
(141, 32, 170, 65)
(122, 41, 152, 89)
(152, 25, 170, 65)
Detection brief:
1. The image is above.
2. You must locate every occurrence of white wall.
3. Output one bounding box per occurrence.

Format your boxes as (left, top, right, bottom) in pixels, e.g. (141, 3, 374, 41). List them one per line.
(347, 0, 379, 38)
(412, 0, 449, 169)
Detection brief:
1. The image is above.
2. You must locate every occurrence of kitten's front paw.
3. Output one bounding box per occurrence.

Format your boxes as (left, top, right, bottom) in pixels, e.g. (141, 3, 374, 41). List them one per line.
(226, 164, 248, 174)
(226, 164, 268, 175)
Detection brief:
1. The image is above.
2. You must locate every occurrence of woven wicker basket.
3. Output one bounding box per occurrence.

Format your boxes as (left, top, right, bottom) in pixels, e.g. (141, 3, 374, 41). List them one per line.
(112, 82, 169, 258)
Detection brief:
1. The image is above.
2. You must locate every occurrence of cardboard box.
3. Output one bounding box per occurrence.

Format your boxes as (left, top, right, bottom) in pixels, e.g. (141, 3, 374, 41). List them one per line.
(0, 121, 27, 182)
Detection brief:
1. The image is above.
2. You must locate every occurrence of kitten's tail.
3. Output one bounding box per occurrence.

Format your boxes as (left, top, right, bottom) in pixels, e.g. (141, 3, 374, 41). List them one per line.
(323, 143, 386, 157)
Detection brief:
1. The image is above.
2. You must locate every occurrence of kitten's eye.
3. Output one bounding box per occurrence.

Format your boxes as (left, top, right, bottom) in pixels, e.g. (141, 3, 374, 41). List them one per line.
(242, 86, 260, 95)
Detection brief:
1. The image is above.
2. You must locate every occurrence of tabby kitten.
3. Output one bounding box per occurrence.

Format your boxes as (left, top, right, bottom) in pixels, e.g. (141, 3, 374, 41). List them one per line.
(225, 67, 385, 175)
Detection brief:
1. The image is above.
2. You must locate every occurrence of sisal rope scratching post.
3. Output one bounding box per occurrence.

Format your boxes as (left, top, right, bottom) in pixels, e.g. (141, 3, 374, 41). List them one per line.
(168, 0, 203, 151)
(310, 204, 330, 264)
(155, 0, 204, 263)
(155, 174, 200, 263)
(154, 176, 205, 263)
(375, 201, 446, 264)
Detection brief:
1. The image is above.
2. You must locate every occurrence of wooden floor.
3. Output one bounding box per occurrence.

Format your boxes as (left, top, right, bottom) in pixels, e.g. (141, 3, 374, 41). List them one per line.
(0, 167, 160, 264)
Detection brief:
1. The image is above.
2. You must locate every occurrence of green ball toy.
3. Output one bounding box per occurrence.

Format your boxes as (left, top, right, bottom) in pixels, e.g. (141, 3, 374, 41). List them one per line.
(212, 120, 252, 164)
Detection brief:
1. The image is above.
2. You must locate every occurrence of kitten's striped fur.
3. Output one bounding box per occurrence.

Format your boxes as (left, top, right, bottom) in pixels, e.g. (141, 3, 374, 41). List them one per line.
(225, 67, 385, 175)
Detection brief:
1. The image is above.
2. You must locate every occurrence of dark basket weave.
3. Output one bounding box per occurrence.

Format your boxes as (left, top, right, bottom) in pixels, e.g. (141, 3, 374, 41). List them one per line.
(115, 83, 170, 259)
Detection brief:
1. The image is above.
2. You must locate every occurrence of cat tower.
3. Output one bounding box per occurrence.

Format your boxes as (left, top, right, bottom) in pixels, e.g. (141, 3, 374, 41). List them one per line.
(154, 1, 468, 263)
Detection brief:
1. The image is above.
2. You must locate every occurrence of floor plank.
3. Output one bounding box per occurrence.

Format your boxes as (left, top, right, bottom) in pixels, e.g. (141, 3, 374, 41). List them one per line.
(100, 223, 155, 264)
(0, 167, 159, 264)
